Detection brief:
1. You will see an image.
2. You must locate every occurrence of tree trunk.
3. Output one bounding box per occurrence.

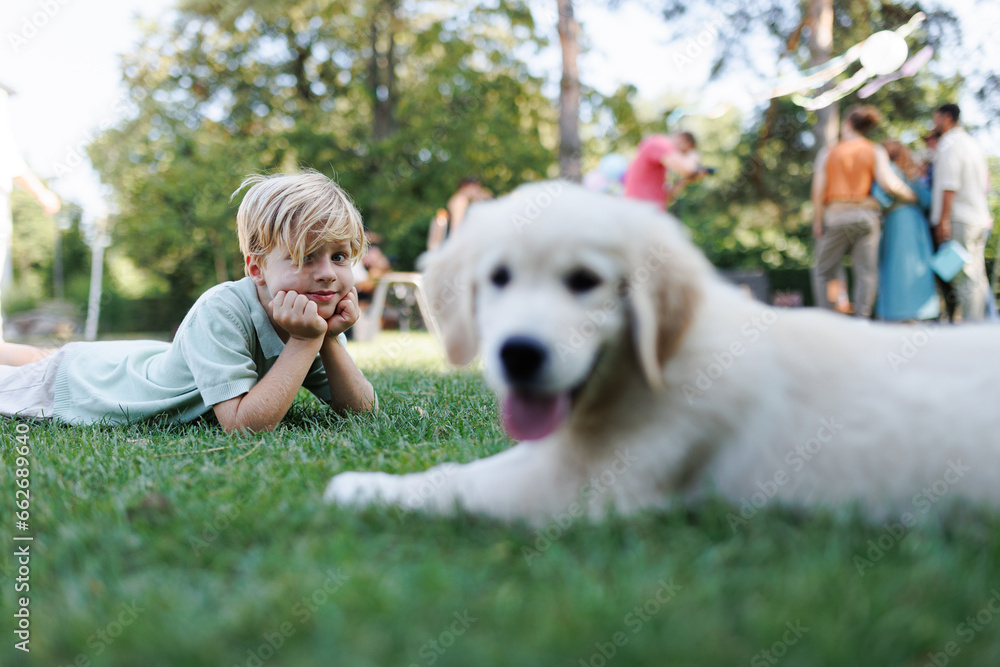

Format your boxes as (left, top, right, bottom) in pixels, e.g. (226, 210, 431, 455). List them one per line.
(84, 218, 109, 342)
(557, 0, 581, 182)
(808, 0, 838, 152)
(53, 226, 64, 300)
(209, 230, 229, 285)
(369, 0, 398, 141)
(386, 8, 397, 132)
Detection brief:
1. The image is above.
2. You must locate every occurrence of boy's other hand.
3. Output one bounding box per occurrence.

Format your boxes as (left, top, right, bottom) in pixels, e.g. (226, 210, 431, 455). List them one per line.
(325, 287, 360, 337)
(269, 290, 327, 340)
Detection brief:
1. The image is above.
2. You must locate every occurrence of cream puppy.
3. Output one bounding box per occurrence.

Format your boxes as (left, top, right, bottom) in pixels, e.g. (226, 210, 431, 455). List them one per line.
(325, 182, 1000, 524)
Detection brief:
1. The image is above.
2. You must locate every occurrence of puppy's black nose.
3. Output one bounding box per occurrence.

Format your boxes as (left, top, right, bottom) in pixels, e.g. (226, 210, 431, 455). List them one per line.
(500, 336, 548, 384)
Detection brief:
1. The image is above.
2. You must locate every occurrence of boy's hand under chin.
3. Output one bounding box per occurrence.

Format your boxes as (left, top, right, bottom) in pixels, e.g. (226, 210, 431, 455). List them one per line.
(268, 290, 328, 341)
(324, 287, 360, 338)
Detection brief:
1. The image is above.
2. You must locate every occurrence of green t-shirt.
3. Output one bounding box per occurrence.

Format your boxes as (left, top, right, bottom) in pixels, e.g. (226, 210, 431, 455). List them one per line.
(53, 277, 336, 424)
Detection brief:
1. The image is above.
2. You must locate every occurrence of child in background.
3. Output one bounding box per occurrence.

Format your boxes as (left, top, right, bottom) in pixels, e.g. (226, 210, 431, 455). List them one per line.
(0, 171, 377, 431)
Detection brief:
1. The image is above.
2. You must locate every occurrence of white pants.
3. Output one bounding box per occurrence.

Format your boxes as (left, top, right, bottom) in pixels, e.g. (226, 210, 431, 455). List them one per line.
(0, 345, 73, 419)
(950, 221, 990, 323)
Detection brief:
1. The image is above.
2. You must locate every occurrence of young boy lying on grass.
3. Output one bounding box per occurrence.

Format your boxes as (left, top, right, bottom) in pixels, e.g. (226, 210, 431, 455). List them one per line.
(0, 171, 377, 432)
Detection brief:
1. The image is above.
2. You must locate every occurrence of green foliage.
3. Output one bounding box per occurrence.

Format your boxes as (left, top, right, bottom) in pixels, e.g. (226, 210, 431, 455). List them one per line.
(4, 333, 1000, 666)
(584, 83, 666, 162)
(10, 191, 55, 272)
(81, 0, 998, 323)
(7, 194, 90, 315)
(89, 0, 555, 318)
(8, 190, 56, 304)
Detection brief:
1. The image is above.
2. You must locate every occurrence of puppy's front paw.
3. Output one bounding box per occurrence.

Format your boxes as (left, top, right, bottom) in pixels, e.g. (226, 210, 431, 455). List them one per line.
(323, 471, 397, 507)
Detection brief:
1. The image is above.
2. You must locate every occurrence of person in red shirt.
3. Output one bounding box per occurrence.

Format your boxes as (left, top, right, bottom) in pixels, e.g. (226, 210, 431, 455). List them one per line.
(623, 132, 703, 210)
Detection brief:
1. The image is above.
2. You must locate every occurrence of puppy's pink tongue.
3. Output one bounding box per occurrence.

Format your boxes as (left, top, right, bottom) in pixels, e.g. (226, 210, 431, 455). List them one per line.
(501, 392, 570, 441)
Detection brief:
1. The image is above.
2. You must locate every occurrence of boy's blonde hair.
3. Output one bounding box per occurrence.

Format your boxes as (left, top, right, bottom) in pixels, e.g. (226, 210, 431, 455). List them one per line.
(233, 170, 367, 274)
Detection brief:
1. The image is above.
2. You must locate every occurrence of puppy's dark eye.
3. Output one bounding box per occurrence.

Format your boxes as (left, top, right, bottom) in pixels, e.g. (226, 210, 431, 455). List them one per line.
(565, 268, 601, 294)
(490, 265, 511, 288)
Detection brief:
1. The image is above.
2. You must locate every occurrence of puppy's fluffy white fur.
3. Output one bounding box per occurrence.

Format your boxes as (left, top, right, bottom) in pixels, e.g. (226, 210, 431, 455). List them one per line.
(325, 182, 1000, 523)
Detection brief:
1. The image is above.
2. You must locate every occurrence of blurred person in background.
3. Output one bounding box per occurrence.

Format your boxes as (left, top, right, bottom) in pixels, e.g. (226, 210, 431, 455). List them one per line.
(426, 208, 450, 252)
(875, 140, 939, 322)
(929, 103, 993, 322)
(447, 178, 492, 233)
(428, 178, 492, 252)
(623, 131, 704, 210)
(811, 105, 915, 318)
(917, 130, 941, 187)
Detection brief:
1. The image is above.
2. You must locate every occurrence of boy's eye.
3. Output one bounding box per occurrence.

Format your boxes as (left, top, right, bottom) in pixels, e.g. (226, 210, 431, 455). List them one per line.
(332, 252, 347, 262)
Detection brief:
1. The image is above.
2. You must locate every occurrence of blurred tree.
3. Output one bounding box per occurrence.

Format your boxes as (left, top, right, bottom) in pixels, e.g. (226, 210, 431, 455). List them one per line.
(7, 193, 90, 314)
(9, 189, 56, 299)
(557, 0, 582, 181)
(89, 0, 556, 311)
(989, 156, 1000, 299)
(807, 0, 836, 152)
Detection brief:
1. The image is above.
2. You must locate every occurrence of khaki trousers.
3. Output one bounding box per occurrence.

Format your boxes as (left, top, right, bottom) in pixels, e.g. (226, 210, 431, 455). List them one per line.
(813, 206, 881, 317)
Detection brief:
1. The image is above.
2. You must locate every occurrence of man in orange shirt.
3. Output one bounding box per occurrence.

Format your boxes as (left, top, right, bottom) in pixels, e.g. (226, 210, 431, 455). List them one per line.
(811, 105, 915, 317)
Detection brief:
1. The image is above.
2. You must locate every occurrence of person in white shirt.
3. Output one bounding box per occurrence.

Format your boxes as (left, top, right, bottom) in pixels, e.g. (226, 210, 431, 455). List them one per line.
(930, 103, 993, 322)
(0, 83, 61, 340)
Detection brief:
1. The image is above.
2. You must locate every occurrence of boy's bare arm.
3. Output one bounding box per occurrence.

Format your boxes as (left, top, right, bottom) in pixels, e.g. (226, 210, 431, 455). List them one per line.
(321, 287, 378, 412)
(320, 337, 378, 412)
(213, 290, 327, 433)
(213, 336, 324, 432)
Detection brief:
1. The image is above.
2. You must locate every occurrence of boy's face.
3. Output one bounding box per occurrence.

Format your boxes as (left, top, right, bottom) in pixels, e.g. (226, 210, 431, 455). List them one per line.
(247, 239, 355, 321)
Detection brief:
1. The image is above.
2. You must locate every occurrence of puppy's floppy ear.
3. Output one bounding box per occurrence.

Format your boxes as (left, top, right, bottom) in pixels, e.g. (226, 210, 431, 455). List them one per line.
(420, 237, 479, 365)
(623, 230, 701, 388)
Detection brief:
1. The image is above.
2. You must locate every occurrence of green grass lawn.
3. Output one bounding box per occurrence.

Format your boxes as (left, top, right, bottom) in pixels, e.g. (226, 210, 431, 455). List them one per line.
(3, 331, 1000, 667)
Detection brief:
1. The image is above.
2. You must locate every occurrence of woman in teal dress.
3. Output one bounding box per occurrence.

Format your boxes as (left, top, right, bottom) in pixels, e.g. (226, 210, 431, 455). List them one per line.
(875, 141, 940, 321)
